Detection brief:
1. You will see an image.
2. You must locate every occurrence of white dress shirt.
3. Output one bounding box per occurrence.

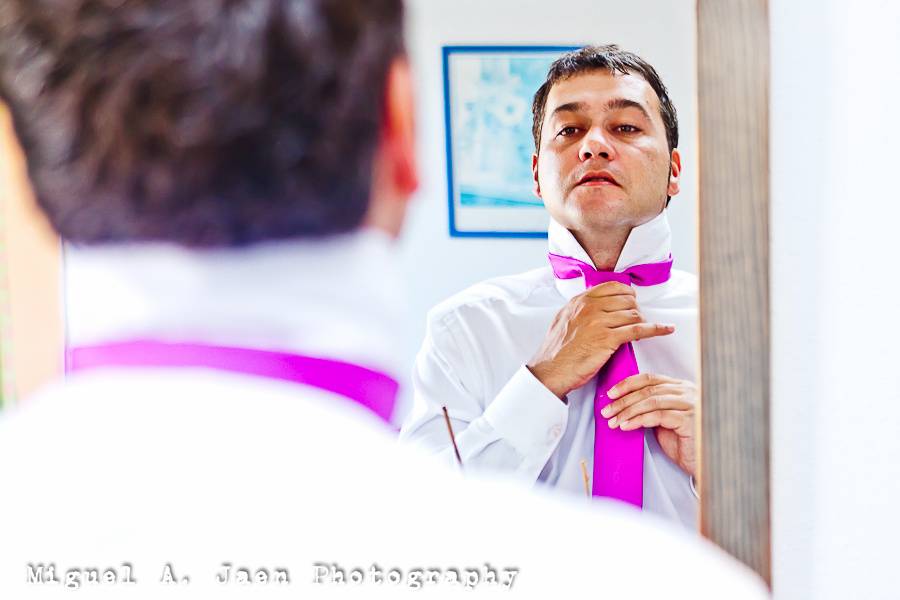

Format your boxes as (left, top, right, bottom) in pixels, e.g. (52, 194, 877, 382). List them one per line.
(0, 227, 765, 598)
(401, 211, 699, 528)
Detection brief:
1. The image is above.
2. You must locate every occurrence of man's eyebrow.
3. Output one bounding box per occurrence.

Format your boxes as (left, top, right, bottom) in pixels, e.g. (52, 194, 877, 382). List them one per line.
(603, 98, 652, 120)
(548, 98, 653, 121)
(549, 101, 589, 119)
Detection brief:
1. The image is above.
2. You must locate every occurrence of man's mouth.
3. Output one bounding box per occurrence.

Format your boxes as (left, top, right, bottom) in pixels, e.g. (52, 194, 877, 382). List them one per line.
(577, 171, 620, 187)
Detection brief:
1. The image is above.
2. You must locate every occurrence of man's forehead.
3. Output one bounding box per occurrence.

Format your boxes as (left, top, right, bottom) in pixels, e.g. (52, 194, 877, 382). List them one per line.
(545, 70, 659, 117)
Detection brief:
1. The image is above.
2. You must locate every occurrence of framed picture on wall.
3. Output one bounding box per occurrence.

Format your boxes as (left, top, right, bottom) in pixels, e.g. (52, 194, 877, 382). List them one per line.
(442, 45, 577, 238)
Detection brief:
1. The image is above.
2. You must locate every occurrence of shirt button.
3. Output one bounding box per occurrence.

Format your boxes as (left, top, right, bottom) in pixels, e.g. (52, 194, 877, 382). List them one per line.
(548, 424, 563, 441)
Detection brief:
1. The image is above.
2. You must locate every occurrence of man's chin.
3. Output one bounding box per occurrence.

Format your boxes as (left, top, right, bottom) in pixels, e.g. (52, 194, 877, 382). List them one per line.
(566, 194, 630, 223)
(545, 194, 634, 230)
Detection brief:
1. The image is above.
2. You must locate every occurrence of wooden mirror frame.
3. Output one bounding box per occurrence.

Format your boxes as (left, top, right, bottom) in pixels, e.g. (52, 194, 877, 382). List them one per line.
(697, 0, 771, 585)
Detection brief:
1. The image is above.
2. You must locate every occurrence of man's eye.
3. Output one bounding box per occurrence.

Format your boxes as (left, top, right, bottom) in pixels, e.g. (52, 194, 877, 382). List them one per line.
(616, 124, 641, 134)
(557, 126, 579, 137)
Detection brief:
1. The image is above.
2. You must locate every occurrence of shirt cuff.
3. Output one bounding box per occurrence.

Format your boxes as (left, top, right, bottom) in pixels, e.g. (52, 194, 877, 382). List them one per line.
(690, 475, 700, 499)
(482, 365, 569, 461)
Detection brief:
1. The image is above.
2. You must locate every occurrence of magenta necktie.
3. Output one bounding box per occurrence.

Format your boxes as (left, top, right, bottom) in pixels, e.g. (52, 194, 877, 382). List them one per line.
(66, 340, 398, 424)
(548, 252, 673, 506)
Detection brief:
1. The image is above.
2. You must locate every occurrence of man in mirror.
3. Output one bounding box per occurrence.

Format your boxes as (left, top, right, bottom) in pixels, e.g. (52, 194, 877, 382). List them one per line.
(402, 45, 699, 528)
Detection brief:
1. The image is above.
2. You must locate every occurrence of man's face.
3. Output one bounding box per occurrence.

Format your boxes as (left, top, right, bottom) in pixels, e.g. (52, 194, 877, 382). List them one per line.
(532, 70, 680, 233)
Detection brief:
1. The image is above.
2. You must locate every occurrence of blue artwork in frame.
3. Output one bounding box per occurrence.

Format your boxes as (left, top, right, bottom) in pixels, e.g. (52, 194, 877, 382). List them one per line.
(443, 45, 578, 238)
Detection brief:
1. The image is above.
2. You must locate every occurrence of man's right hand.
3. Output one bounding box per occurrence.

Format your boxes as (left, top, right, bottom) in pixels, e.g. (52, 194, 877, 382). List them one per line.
(526, 282, 675, 400)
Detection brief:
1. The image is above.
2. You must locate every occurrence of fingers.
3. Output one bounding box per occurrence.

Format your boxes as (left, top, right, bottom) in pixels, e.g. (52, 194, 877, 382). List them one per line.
(606, 394, 692, 428)
(618, 409, 687, 431)
(594, 294, 639, 312)
(612, 322, 675, 345)
(569, 286, 636, 319)
(597, 309, 644, 329)
(602, 380, 684, 416)
(607, 373, 678, 400)
(584, 281, 634, 298)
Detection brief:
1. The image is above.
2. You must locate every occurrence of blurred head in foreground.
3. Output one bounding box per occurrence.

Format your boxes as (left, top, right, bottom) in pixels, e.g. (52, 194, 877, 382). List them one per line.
(0, 0, 417, 245)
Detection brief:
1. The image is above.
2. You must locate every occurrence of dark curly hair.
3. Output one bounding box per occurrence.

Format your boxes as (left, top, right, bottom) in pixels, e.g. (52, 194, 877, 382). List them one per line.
(0, 0, 404, 246)
(532, 45, 679, 154)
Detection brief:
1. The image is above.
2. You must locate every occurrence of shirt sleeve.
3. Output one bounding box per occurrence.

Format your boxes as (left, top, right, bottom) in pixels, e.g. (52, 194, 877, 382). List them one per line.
(399, 309, 568, 483)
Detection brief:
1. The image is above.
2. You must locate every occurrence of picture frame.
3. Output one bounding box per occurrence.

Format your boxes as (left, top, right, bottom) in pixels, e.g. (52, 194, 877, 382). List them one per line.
(442, 45, 577, 238)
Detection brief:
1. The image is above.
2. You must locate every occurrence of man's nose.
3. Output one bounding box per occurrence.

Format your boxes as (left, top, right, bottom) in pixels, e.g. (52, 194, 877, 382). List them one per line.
(579, 127, 615, 162)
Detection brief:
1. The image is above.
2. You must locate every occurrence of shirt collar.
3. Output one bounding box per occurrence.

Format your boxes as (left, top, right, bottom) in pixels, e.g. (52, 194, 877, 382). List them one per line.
(547, 211, 674, 300)
(64, 227, 406, 380)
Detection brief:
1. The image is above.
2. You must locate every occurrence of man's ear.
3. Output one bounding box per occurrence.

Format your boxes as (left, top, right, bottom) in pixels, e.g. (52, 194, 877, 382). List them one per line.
(532, 152, 541, 199)
(667, 148, 681, 197)
(382, 57, 418, 197)
(365, 57, 418, 238)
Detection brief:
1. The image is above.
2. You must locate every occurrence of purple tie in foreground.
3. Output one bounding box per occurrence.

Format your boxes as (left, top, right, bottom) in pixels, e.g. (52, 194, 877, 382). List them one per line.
(548, 252, 673, 507)
(66, 340, 399, 424)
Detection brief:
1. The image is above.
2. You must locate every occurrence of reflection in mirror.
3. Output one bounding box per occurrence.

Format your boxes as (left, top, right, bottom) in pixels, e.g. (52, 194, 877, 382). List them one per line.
(397, 0, 701, 533)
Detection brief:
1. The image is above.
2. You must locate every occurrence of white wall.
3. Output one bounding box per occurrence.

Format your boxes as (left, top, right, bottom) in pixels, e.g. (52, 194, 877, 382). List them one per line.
(771, 1, 900, 598)
(396, 0, 698, 420)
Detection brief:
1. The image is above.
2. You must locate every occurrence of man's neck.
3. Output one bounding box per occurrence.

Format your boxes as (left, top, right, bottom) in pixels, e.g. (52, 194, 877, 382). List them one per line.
(571, 226, 632, 271)
(63, 230, 406, 378)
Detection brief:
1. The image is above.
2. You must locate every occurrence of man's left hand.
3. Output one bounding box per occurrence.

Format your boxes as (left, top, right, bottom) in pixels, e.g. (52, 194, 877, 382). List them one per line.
(600, 373, 697, 478)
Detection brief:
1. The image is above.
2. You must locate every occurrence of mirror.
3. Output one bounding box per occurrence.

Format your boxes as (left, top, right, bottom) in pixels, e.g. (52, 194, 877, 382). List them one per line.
(395, 0, 704, 532)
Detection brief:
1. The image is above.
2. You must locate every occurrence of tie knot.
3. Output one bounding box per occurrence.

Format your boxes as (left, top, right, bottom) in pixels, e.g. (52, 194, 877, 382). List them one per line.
(548, 253, 673, 288)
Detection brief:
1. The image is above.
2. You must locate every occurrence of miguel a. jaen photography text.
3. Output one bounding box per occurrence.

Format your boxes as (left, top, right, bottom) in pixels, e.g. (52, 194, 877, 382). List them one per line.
(26, 562, 520, 590)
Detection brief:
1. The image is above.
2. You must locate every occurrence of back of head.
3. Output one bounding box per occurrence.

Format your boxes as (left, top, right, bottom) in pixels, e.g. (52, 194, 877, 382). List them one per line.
(0, 0, 404, 246)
